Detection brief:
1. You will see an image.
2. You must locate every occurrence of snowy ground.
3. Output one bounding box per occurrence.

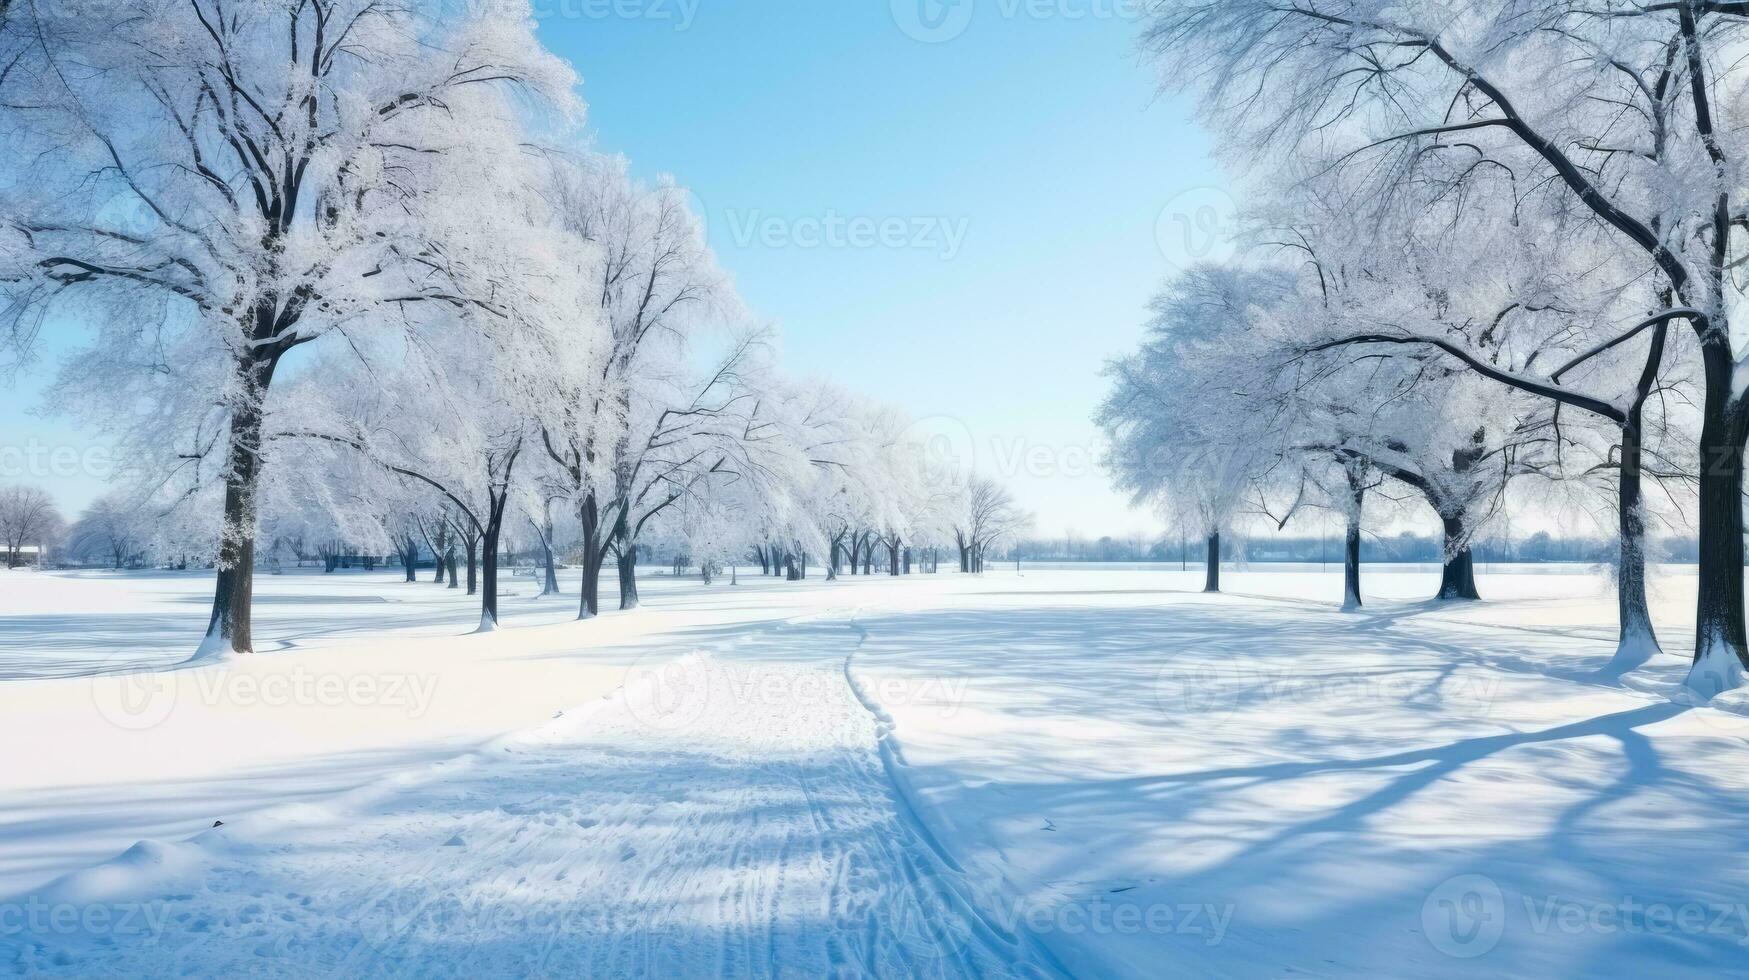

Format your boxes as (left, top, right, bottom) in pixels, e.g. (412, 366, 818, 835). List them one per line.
(2, 563, 1747, 977)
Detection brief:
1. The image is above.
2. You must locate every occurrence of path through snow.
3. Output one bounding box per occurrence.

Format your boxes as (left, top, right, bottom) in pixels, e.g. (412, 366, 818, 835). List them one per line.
(3, 616, 1058, 978)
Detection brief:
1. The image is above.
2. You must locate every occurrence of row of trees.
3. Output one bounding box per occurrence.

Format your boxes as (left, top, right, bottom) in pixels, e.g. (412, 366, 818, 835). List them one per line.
(0, 1, 1029, 653)
(0, 485, 60, 567)
(1013, 530, 1624, 565)
(1106, 0, 1749, 697)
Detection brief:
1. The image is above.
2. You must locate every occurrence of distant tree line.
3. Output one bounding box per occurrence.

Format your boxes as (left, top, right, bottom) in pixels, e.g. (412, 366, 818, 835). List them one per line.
(1011, 532, 1712, 566)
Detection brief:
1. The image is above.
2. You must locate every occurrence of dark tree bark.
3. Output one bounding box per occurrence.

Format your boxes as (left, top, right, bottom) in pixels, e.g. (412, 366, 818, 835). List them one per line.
(1692, 343, 1749, 687)
(400, 534, 419, 583)
(418, 518, 449, 586)
(204, 347, 282, 656)
(1436, 516, 1481, 601)
(579, 494, 603, 620)
(536, 509, 560, 597)
(543, 550, 560, 595)
(1344, 519, 1363, 610)
(1203, 532, 1220, 593)
(464, 535, 479, 596)
(828, 531, 846, 580)
(1342, 462, 1366, 611)
(1597, 405, 1660, 675)
(478, 489, 511, 629)
(614, 512, 639, 610)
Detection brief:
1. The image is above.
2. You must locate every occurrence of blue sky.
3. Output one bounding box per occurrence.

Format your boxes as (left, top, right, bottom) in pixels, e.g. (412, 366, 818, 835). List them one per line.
(2, 0, 1234, 540)
(545, 0, 1230, 538)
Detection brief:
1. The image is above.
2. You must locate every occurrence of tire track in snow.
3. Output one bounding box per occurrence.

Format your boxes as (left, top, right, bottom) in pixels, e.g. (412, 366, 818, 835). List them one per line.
(840, 612, 1072, 980)
(5, 613, 1058, 978)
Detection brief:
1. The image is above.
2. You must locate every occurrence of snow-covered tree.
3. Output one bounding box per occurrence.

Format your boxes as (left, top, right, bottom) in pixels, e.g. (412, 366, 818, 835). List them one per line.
(1279, 176, 1693, 666)
(1144, 0, 1749, 692)
(0, 485, 63, 567)
(1099, 264, 1294, 593)
(278, 275, 571, 630)
(0, 0, 578, 655)
(952, 476, 1031, 574)
(538, 155, 726, 617)
(65, 493, 149, 569)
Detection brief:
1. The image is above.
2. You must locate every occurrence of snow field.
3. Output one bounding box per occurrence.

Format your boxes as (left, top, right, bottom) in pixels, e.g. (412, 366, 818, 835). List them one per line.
(3, 615, 1059, 977)
(3, 564, 1748, 977)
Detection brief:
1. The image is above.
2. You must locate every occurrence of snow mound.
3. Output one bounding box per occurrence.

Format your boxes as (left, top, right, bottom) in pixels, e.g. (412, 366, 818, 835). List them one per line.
(35, 840, 206, 907)
(1682, 644, 1746, 700)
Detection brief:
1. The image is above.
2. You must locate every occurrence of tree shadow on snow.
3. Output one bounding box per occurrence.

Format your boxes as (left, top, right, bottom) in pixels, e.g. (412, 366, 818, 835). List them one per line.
(845, 600, 1749, 975)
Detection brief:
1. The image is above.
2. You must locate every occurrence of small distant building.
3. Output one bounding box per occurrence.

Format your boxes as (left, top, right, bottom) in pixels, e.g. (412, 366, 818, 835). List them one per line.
(6, 545, 43, 569)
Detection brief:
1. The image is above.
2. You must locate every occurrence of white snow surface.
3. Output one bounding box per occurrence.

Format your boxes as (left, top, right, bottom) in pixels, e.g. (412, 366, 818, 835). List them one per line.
(3, 563, 1748, 977)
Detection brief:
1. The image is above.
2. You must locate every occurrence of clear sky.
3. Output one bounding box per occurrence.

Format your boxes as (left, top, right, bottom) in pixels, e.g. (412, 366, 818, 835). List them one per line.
(1, 0, 1235, 541)
(540, 0, 1231, 540)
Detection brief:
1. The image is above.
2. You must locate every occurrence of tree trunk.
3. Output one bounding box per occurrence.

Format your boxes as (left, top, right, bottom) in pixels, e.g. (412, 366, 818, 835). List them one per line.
(477, 484, 513, 630)
(203, 348, 279, 657)
(1599, 420, 1662, 677)
(579, 494, 602, 620)
(1436, 516, 1480, 601)
(1342, 465, 1365, 612)
(1203, 532, 1220, 593)
(402, 536, 418, 583)
(1343, 519, 1363, 612)
(538, 509, 560, 597)
(480, 532, 500, 629)
(615, 513, 639, 610)
(1687, 342, 1749, 694)
(465, 537, 479, 596)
